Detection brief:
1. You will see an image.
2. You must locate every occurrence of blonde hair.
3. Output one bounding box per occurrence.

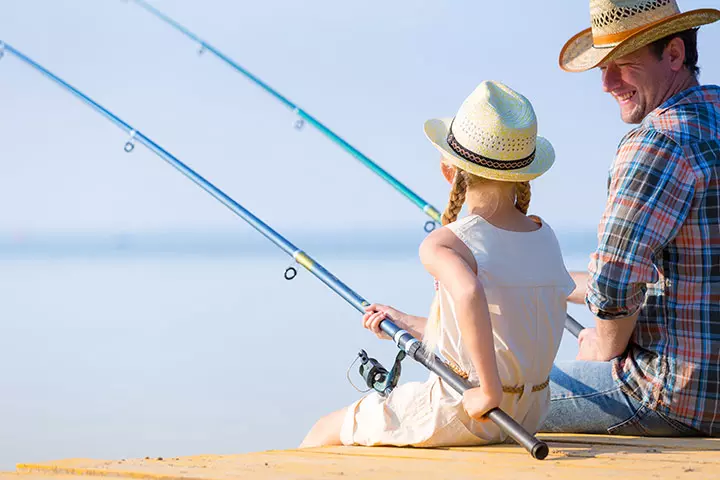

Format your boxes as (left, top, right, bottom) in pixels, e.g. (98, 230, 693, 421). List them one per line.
(422, 170, 532, 350)
(515, 181, 531, 215)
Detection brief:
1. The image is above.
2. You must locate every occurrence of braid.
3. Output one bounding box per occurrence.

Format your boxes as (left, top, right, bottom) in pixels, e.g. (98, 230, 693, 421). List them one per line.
(515, 181, 531, 215)
(441, 171, 468, 225)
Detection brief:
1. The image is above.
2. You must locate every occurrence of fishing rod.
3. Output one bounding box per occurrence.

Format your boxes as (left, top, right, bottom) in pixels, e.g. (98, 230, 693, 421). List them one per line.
(123, 0, 587, 339)
(1, 42, 550, 460)
(565, 315, 584, 337)
(126, 0, 442, 232)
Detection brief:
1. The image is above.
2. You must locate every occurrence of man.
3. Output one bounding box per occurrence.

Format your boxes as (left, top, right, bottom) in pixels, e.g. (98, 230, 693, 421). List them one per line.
(542, 0, 720, 436)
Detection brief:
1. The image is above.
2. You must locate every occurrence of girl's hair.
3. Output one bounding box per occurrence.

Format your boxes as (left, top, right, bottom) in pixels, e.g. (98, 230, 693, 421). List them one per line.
(441, 170, 468, 226)
(422, 169, 532, 350)
(515, 181, 531, 215)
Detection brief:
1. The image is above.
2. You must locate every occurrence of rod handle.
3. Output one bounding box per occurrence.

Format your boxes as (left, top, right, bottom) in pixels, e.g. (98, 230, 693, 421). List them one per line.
(485, 409, 548, 460)
(564, 314, 585, 338)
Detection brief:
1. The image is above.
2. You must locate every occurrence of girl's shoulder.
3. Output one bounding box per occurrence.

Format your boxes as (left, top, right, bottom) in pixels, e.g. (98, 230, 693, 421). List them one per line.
(443, 215, 488, 251)
(446, 214, 573, 289)
(446, 214, 554, 246)
(444, 214, 485, 236)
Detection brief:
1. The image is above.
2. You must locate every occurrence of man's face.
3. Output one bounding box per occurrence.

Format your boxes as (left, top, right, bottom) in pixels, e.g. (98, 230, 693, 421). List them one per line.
(600, 45, 676, 124)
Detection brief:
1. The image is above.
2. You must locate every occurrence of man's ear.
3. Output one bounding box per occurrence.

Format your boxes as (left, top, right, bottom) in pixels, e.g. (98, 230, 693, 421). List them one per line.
(441, 161, 457, 184)
(666, 37, 687, 72)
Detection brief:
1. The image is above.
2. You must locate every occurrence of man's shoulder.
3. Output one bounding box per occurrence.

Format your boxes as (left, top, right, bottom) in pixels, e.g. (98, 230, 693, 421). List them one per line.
(643, 85, 720, 145)
(615, 126, 682, 164)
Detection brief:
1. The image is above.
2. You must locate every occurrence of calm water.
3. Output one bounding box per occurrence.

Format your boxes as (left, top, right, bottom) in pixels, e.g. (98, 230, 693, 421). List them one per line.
(0, 231, 595, 469)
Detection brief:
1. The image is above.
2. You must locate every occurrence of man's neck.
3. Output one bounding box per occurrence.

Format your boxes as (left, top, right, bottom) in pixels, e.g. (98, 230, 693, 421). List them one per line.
(660, 71, 699, 106)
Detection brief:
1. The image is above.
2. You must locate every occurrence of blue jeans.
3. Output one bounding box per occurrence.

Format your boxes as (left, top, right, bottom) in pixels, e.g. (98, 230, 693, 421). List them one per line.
(540, 360, 702, 436)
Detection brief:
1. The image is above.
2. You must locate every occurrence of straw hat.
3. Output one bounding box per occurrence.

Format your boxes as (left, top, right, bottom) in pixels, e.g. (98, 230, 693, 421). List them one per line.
(560, 0, 720, 72)
(424, 81, 554, 182)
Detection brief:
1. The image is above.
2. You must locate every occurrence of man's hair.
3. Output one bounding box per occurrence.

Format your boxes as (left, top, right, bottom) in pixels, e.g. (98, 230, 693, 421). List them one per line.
(648, 28, 700, 77)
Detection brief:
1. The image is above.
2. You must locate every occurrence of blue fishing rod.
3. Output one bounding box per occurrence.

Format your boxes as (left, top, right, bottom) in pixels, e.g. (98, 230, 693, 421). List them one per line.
(126, 0, 442, 231)
(123, 0, 587, 339)
(1, 42, 550, 460)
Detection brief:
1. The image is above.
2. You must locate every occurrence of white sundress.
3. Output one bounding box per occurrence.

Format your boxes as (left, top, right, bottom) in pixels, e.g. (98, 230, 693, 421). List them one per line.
(340, 214, 575, 447)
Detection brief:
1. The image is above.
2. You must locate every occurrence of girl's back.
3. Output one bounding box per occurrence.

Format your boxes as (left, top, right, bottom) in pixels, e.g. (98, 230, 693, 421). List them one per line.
(438, 214, 574, 440)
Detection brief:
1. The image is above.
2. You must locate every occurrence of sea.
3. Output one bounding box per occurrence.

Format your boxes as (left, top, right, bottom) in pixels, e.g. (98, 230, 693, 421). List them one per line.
(0, 228, 597, 469)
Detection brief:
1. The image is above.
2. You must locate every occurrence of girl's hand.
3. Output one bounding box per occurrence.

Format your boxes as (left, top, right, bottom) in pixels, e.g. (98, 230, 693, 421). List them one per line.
(362, 304, 409, 340)
(462, 382, 503, 422)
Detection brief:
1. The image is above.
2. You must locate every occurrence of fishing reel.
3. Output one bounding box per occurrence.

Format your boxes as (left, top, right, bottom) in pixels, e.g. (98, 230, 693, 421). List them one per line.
(353, 349, 406, 397)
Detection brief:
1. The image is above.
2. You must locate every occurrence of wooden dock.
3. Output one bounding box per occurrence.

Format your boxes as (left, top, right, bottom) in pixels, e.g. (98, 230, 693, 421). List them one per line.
(2, 434, 719, 479)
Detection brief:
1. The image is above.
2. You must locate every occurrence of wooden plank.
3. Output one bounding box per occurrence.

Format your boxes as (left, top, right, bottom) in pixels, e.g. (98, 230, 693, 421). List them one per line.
(316, 442, 720, 465)
(13, 439, 720, 480)
(0, 475, 90, 480)
(538, 434, 720, 451)
(13, 458, 711, 480)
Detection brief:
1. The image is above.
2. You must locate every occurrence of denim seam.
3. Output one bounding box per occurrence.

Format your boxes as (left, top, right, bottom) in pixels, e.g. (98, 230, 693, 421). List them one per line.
(607, 405, 647, 434)
(550, 385, 623, 402)
(618, 379, 698, 433)
(656, 411, 700, 435)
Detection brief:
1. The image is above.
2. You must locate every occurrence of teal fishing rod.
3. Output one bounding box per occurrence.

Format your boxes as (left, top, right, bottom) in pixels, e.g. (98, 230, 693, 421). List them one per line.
(2, 42, 549, 460)
(123, 0, 587, 338)
(126, 0, 442, 232)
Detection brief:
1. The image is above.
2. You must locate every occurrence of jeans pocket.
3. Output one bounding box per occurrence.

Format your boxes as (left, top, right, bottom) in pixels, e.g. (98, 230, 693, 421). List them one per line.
(656, 412, 703, 437)
(607, 406, 647, 436)
(609, 406, 704, 437)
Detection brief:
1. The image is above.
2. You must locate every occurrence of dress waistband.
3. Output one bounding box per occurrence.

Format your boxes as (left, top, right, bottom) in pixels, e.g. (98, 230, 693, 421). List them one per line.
(444, 359, 549, 396)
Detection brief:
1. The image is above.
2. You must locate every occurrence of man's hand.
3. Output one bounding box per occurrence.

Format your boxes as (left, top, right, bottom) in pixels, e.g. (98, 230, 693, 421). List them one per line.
(577, 327, 604, 361)
(577, 313, 638, 361)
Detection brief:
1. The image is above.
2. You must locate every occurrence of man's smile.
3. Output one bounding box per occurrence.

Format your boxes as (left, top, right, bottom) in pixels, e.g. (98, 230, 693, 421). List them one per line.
(613, 91, 637, 104)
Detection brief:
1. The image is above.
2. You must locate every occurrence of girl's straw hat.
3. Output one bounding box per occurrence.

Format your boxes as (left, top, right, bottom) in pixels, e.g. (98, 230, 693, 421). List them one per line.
(424, 81, 554, 183)
(560, 0, 720, 72)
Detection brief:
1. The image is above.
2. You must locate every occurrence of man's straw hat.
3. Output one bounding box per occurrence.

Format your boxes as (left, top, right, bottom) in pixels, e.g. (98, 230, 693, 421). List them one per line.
(560, 0, 720, 72)
(424, 81, 554, 183)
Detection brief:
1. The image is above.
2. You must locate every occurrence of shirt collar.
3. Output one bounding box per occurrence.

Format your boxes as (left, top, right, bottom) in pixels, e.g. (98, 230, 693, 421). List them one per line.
(646, 84, 720, 123)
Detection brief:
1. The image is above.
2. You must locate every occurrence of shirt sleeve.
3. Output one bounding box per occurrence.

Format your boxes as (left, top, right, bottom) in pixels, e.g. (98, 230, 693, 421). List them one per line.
(587, 128, 695, 320)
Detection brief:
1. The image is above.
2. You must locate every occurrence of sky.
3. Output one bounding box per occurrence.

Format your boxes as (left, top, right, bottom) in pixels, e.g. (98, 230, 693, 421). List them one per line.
(0, 0, 718, 236)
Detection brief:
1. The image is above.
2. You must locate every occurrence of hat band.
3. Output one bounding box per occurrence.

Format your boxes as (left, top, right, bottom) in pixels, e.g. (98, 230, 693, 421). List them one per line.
(591, 15, 670, 47)
(447, 130, 536, 171)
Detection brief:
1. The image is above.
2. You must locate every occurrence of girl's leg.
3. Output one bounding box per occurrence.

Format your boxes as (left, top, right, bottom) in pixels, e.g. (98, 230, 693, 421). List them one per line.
(300, 407, 347, 448)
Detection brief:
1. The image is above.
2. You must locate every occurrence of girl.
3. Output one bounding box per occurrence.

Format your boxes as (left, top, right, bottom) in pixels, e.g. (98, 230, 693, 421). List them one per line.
(301, 81, 574, 448)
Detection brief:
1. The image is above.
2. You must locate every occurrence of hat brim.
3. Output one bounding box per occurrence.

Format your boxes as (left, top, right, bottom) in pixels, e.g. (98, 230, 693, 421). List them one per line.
(424, 118, 555, 182)
(560, 8, 720, 72)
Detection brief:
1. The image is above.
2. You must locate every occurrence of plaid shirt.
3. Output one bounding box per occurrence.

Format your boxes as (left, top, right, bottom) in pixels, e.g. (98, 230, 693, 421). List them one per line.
(587, 85, 720, 434)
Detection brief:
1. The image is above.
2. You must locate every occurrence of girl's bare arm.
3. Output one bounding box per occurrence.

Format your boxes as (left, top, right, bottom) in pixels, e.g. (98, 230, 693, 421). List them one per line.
(419, 228, 503, 418)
